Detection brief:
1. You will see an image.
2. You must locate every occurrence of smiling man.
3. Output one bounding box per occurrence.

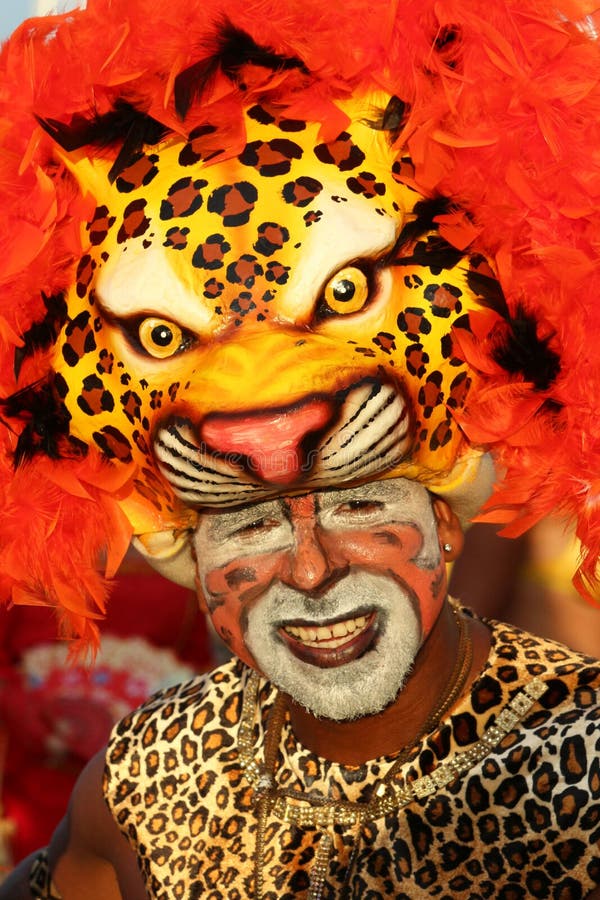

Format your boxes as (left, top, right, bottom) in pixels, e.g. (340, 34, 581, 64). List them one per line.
(5, 478, 600, 898)
(2, 0, 600, 896)
(194, 480, 457, 722)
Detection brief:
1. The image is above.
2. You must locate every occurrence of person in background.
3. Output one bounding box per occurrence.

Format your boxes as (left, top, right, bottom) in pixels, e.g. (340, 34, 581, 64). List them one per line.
(0, 551, 214, 870)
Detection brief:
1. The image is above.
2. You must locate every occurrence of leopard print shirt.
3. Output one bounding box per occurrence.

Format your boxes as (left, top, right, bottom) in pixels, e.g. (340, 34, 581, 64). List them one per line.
(104, 615, 600, 899)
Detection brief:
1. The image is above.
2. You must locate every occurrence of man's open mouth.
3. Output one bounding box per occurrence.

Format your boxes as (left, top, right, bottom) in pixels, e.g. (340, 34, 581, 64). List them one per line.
(278, 611, 377, 668)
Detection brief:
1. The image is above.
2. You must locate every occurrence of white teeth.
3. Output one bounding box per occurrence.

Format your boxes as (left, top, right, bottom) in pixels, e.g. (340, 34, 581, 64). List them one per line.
(284, 615, 369, 649)
(332, 621, 346, 638)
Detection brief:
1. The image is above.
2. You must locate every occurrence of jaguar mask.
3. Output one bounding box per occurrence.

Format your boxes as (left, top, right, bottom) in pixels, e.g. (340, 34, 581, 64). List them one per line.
(44, 91, 501, 583)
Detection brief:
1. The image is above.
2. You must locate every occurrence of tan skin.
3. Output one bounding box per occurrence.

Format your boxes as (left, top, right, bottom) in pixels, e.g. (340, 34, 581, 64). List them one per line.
(2, 497, 600, 899)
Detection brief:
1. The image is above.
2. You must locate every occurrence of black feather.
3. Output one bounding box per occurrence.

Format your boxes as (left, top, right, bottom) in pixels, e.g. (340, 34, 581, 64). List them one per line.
(393, 197, 453, 248)
(434, 25, 463, 70)
(494, 304, 561, 391)
(465, 267, 509, 319)
(364, 95, 409, 144)
(174, 21, 308, 118)
(37, 100, 171, 182)
(0, 376, 86, 464)
(14, 292, 68, 379)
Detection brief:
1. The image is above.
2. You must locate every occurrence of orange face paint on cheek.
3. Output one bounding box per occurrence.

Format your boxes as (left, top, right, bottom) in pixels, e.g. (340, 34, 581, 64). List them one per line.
(326, 524, 443, 638)
(202, 550, 288, 660)
(331, 525, 423, 567)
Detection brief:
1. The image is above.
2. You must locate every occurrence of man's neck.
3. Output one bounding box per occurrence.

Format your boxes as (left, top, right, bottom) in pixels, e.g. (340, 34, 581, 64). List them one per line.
(284, 601, 491, 765)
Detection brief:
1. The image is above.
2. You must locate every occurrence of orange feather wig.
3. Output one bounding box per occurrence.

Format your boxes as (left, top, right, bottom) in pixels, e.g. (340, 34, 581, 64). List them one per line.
(0, 0, 600, 647)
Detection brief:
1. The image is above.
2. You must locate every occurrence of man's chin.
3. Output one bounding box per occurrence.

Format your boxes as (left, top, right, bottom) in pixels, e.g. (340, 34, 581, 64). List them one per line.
(246, 573, 422, 721)
(287, 679, 405, 723)
(297, 690, 398, 723)
(257, 646, 413, 722)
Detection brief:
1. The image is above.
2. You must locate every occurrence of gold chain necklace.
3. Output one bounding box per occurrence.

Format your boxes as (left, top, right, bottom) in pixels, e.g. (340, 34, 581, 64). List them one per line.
(239, 603, 474, 899)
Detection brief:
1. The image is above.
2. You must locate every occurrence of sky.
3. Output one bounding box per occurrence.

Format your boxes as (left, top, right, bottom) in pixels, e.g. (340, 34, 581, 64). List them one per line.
(0, 1, 81, 40)
(0, 2, 34, 38)
(0, 0, 34, 40)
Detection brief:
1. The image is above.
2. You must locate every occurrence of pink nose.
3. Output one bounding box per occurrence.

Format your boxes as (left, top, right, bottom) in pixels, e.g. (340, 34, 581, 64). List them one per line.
(200, 399, 333, 485)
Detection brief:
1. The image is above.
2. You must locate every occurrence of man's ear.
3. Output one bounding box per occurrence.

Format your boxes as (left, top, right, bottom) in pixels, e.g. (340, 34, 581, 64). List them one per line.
(191, 543, 210, 614)
(432, 497, 464, 562)
(195, 578, 210, 614)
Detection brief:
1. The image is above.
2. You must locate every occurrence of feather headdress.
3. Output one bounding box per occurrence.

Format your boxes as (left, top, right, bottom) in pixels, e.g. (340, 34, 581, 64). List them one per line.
(1, 0, 600, 646)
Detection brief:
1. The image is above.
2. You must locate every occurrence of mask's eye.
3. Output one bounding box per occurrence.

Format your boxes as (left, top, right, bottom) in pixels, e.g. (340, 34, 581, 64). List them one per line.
(138, 317, 185, 359)
(321, 266, 370, 316)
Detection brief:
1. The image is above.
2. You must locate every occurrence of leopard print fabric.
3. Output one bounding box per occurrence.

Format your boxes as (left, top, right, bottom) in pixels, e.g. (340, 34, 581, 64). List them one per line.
(104, 614, 600, 898)
(28, 850, 62, 900)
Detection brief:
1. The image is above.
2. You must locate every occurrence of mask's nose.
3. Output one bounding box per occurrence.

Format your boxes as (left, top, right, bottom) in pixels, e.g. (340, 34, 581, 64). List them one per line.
(199, 397, 334, 486)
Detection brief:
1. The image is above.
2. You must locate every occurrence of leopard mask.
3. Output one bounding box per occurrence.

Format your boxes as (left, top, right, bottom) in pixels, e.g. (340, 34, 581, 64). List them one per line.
(39, 89, 506, 584)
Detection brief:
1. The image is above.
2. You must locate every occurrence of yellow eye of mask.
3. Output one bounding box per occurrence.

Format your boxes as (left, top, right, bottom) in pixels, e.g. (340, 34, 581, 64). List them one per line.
(323, 266, 370, 315)
(138, 318, 185, 359)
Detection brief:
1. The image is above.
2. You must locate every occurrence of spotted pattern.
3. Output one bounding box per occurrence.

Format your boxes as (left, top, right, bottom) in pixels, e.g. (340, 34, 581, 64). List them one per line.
(314, 132, 366, 170)
(117, 198, 150, 242)
(115, 153, 160, 193)
(104, 617, 600, 899)
(239, 138, 303, 176)
(160, 176, 208, 219)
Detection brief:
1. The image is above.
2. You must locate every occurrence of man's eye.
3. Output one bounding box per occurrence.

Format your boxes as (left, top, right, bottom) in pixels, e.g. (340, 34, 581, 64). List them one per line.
(230, 517, 282, 538)
(334, 500, 385, 516)
(136, 317, 190, 359)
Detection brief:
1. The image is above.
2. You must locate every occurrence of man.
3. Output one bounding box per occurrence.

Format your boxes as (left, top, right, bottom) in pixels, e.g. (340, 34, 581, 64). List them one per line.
(3, 476, 600, 897)
(1, 0, 600, 896)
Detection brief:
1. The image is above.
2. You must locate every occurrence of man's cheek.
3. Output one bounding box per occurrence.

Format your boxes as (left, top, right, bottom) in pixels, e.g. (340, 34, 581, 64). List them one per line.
(419, 558, 448, 636)
(210, 606, 250, 662)
(200, 568, 248, 659)
(338, 528, 445, 636)
(203, 564, 260, 607)
(202, 553, 285, 654)
(335, 526, 425, 569)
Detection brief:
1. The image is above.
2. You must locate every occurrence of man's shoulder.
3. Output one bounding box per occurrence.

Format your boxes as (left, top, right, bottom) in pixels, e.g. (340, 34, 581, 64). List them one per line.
(108, 656, 249, 745)
(487, 614, 600, 671)
(482, 613, 600, 715)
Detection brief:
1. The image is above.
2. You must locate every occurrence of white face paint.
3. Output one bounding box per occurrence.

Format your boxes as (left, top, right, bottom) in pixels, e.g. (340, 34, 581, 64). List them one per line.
(194, 477, 447, 721)
(246, 570, 421, 720)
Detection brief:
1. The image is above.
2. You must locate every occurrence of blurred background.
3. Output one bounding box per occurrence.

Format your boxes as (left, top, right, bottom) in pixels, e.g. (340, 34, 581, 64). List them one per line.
(0, 2, 80, 39)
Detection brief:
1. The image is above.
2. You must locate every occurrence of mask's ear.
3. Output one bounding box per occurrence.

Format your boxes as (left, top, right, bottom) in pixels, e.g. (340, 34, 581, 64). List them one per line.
(432, 497, 464, 563)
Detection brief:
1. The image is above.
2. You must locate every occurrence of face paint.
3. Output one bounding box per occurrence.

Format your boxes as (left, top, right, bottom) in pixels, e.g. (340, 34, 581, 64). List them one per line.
(194, 477, 449, 720)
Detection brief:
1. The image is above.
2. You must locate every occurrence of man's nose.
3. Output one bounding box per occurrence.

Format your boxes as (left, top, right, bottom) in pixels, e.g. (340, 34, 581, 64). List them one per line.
(283, 517, 333, 593)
